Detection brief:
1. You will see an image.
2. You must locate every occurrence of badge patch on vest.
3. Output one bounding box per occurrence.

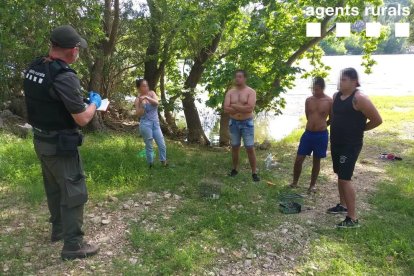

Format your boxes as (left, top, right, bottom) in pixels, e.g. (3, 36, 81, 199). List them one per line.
(26, 69, 45, 84)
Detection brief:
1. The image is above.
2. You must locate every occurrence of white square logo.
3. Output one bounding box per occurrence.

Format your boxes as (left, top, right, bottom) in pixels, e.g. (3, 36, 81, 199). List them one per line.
(366, 22, 382, 37)
(395, 23, 410, 37)
(306, 23, 321, 37)
(336, 23, 351, 37)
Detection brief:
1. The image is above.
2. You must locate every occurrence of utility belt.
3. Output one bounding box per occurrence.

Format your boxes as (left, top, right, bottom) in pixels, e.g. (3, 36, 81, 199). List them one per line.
(34, 128, 84, 156)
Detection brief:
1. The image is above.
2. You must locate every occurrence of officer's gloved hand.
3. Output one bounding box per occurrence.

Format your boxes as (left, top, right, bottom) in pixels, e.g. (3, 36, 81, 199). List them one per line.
(89, 91, 102, 109)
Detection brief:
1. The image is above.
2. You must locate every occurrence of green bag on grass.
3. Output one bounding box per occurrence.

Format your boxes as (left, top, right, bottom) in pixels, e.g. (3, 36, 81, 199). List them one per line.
(278, 193, 303, 214)
(137, 150, 155, 158)
(279, 202, 302, 214)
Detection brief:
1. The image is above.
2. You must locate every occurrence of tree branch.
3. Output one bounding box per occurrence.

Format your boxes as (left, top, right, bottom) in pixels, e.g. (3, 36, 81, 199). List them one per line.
(104, 0, 112, 35)
(106, 0, 120, 55)
(184, 21, 226, 89)
(272, 0, 345, 87)
(111, 61, 146, 80)
(285, 18, 336, 67)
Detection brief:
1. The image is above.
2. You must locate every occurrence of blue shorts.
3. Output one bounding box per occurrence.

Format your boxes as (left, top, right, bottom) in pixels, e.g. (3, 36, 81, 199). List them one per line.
(229, 118, 255, 148)
(297, 130, 329, 158)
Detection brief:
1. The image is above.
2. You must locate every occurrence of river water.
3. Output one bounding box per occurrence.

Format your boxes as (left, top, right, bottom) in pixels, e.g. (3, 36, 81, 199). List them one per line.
(200, 54, 414, 143)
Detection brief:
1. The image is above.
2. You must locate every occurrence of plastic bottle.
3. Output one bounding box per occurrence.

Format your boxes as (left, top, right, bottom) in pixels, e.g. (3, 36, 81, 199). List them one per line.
(265, 153, 273, 170)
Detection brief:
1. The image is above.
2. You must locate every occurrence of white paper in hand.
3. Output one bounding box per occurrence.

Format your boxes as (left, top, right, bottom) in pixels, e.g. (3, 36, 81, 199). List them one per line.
(97, 99, 110, 111)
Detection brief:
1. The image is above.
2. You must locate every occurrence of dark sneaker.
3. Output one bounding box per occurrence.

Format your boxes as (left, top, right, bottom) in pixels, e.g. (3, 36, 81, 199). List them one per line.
(336, 216, 360, 229)
(229, 169, 238, 177)
(61, 242, 100, 260)
(149, 163, 154, 169)
(252, 173, 260, 182)
(327, 204, 348, 214)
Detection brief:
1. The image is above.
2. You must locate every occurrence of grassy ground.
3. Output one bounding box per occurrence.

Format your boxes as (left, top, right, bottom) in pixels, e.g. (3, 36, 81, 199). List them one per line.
(0, 126, 296, 275)
(0, 96, 413, 275)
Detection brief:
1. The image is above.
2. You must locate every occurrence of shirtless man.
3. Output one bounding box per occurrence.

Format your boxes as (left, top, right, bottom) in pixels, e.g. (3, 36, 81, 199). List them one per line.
(224, 70, 260, 182)
(289, 77, 332, 193)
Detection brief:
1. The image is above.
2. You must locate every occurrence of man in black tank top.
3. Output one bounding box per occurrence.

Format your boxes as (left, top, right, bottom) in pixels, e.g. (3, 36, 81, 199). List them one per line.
(327, 68, 382, 228)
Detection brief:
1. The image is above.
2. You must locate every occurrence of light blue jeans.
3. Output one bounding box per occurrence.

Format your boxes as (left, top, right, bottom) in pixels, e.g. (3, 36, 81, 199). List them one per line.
(229, 118, 255, 148)
(139, 119, 167, 164)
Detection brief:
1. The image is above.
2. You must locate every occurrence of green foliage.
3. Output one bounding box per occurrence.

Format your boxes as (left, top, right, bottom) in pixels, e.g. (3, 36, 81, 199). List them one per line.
(0, 0, 392, 133)
(345, 34, 365, 54)
(319, 37, 348, 55)
(0, 0, 80, 99)
(302, 46, 332, 79)
(203, 0, 383, 114)
(0, 0, 146, 102)
(320, 0, 412, 55)
(377, 35, 407, 54)
(321, 27, 410, 55)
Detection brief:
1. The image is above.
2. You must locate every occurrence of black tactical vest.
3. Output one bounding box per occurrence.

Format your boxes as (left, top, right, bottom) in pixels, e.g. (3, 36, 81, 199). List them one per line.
(24, 57, 78, 131)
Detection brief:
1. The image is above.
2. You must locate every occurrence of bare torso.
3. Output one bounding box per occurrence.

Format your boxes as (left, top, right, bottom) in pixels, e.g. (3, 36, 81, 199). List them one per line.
(305, 95, 332, 132)
(228, 87, 255, 120)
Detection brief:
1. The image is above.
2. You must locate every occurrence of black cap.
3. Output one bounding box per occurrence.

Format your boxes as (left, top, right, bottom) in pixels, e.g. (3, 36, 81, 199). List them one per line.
(341, 67, 360, 87)
(50, 25, 87, 49)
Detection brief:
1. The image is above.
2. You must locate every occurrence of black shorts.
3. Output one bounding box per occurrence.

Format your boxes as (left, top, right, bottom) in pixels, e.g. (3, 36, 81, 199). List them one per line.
(331, 144, 362, 181)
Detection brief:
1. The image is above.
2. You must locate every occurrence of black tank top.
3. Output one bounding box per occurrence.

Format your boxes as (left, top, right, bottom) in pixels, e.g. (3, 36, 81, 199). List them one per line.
(330, 90, 367, 145)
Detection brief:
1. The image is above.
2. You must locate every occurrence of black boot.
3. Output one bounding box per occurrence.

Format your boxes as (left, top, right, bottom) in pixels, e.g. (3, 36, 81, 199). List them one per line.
(61, 242, 100, 260)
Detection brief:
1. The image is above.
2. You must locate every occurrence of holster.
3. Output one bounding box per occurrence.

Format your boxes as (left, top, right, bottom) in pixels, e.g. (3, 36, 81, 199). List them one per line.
(56, 132, 84, 156)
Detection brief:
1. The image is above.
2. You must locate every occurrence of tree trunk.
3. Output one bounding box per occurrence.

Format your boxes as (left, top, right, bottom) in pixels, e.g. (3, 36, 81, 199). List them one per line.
(85, 0, 120, 132)
(86, 57, 106, 132)
(219, 111, 230, 146)
(158, 111, 173, 137)
(160, 68, 178, 133)
(9, 96, 28, 120)
(182, 90, 209, 145)
(144, 0, 162, 91)
(164, 108, 177, 132)
(88, 57, 104, 93)
(181, 23, 225, 145)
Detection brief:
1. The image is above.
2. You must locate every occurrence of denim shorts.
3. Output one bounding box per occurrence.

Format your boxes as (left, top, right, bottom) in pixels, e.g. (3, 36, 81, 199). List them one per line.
(229, 118, 255, 148)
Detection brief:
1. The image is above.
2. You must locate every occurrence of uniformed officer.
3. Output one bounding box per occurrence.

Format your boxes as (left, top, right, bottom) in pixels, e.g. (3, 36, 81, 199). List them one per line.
(23, 25, 100, 260)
